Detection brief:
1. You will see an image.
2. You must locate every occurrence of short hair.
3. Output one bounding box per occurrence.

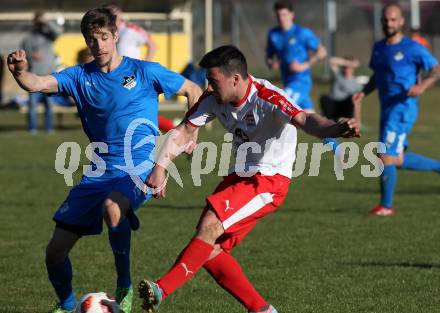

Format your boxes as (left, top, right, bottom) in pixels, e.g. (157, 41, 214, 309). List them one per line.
(382, 2, 403, 16)
(80, 8, 117, 38)
(199, 45, 248, 79)
(274, 1, 294, 12)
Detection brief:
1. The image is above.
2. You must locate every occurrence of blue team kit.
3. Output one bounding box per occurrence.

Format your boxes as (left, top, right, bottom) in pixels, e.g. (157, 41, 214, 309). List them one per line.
(266, 23, 320, 109)
(52, 57, 185, 235)
(370, 36, 438, 156)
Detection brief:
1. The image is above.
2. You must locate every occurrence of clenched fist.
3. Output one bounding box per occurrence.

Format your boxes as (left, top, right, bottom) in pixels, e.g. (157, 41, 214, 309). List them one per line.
(7, 49, 28, 74)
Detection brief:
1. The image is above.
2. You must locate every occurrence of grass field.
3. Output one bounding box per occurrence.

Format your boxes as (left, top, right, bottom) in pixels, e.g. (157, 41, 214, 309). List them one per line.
(1, 84, 440, 313)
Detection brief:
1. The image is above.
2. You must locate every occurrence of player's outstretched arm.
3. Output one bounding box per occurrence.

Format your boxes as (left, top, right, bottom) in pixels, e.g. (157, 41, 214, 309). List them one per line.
(7, 49, 58, 93)
(293, 112, 360, 139)
(146, 122, 198, 198)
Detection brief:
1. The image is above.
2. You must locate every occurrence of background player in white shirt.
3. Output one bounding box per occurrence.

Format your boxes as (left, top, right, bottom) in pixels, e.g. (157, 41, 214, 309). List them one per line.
(105, 4, 157, 61)
(138, 45, 359, 313)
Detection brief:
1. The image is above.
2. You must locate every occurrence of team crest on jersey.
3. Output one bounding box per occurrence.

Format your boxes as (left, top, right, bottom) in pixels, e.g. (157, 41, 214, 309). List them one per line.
(245, 112, 256, 126)
(394, 51, 404, 61)
(288, 37, 297, 45)
(122, 75, 137, 90)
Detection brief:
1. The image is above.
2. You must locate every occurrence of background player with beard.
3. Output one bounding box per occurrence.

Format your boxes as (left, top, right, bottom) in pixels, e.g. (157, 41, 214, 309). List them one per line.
(352, 2, 440, 216)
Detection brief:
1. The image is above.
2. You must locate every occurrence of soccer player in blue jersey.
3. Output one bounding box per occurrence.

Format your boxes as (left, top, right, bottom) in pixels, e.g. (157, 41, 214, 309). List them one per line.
(352, 2, 440, 216)
(7, 8, 202, 313)
(266, 1, 338, 150)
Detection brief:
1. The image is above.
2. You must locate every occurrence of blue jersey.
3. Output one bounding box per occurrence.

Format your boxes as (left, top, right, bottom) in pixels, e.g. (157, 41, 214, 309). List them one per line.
(53, 56, 185, 180)
(266, 24, 320, 88)
(369, 36, 438, 123)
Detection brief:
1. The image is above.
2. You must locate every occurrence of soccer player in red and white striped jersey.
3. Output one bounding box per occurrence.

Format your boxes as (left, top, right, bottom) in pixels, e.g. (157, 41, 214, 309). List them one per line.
(139, 45, 360, 313)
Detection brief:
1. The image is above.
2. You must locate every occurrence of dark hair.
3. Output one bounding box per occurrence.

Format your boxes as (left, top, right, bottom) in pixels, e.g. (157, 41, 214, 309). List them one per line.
(199, 45, 248, 79)
(34, 11, 44, 19)
(101, 3, 122, 14)
(80, 8, 117, 38)
(274, 1, 294, 12)
(382, 2, 403, 16)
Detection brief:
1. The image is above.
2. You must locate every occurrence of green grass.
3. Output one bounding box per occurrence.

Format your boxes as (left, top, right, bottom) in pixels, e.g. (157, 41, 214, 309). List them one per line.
(1, 84, 440, 313)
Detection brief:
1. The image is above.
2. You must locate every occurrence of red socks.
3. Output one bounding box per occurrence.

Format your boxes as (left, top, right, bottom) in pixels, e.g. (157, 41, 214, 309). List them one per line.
(158, 115, 175, 133)
(157, 238, 214, 297)
(203, 250, 269, 312)
(157, 239, 268, 312)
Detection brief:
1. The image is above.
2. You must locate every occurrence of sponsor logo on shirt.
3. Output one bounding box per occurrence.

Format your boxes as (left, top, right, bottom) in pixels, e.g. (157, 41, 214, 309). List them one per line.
(394, 51, 404, 61)
(180, 262, 194, 276)
(288, 37, 297, 45)
(122, 75, 137, 90)
(85, 80, 96, 88)
(224, 199, 234, 212)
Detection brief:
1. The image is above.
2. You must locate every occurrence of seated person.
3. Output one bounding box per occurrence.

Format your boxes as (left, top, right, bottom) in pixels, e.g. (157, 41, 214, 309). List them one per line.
(320, 56, 362, 120)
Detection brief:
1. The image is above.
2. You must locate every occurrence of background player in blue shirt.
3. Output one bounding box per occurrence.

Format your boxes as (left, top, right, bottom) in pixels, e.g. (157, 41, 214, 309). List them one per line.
(266, 1, 326, 110)
(266, 1, 339, 151)
(7, 8, 202, 313)
(353, 3, 440, 216)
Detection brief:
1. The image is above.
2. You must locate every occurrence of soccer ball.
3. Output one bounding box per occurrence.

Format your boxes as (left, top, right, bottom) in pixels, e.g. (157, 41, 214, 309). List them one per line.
(75, 292, 121, 313)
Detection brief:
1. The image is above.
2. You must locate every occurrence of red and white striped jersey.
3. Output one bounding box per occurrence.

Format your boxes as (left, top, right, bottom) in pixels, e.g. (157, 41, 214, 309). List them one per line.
(186, 76, 304, 178)
(117, 21, 152, 60)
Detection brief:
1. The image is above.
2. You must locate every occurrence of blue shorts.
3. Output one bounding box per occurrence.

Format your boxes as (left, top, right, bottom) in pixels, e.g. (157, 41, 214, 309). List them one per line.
(284, 85, 313, 110)
(54, 174, 150, 236)
(379, 120, 413, 156)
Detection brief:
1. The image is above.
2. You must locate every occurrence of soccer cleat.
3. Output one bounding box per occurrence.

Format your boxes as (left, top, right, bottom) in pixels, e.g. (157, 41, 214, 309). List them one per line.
(47, 304, 73, 313)
(138, 279, 163, 312)
(368, 205, 395, 216)
(249, 304, 279, 313)
(116, 286, 133, 313)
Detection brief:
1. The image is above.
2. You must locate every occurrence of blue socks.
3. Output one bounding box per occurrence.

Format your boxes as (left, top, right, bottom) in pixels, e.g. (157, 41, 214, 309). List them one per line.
(46, 219, 133, 310)
(322, 137, 339, 153)
(380, 165, 397, 208)
(378, 153, 439, 209)
(47, 258, 76, 310)
(401, 152, 440, 173)
(108, 218, 132, 288)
